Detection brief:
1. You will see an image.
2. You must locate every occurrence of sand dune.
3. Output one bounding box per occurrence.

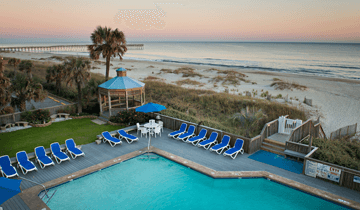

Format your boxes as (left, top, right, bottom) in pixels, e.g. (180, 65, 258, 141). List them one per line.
(2, 51, 360, 137)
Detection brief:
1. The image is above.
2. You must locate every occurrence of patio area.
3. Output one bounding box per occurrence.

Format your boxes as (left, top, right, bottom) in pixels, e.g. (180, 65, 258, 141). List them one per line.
(2, 127, 360, 210)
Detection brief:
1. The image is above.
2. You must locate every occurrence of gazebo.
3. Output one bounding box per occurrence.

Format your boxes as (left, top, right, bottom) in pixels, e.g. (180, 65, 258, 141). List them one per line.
(98, 68, 145, 118)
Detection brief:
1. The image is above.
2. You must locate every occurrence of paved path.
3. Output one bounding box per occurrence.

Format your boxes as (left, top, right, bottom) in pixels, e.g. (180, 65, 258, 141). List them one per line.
(2, 128, 359, 210)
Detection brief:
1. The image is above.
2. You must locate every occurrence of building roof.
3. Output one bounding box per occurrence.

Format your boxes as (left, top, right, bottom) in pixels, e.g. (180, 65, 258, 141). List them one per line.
(98, 69, 145, 90)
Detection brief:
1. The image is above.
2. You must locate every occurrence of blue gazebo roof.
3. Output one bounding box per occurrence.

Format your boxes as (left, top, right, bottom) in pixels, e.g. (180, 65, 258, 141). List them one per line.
(98, 68, 145, 90)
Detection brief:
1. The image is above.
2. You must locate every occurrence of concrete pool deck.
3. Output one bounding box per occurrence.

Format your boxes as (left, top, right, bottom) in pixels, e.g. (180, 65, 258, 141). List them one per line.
(2, 128, 360, 210)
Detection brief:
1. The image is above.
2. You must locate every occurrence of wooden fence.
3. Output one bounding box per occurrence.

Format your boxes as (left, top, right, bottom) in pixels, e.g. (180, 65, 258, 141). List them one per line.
(0, 102, 76, 124)
(150, 113, 252, 153)
(329, 123, 357, 140)
(248, 118, 280, 154)
(304, 150, 360, 192)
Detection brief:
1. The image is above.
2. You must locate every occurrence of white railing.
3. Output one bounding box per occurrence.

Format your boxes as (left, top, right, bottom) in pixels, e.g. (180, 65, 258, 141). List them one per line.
(278, 116, 302, 135)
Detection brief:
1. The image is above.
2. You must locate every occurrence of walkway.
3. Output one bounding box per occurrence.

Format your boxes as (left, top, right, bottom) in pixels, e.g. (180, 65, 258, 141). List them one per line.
(2, 128, 359, 210)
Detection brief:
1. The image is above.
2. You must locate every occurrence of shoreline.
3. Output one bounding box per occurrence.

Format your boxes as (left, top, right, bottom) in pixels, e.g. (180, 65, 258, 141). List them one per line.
(2, 51, 360, 136)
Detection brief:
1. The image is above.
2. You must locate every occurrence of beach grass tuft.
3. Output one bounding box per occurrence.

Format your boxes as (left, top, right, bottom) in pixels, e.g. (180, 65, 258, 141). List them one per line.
(176, 79, 205, 86)
(271, 78, 307, 91)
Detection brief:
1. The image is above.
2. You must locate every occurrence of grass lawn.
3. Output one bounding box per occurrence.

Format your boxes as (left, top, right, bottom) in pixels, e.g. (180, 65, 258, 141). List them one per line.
(0, 118, 124, 158)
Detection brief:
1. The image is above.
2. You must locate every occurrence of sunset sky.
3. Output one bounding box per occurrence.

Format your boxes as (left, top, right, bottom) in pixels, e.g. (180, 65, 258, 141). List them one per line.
(0, 0, 359, 43)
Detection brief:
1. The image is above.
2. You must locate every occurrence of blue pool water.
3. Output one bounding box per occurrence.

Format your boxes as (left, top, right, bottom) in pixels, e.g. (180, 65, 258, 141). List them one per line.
(42, 154, 350, 210)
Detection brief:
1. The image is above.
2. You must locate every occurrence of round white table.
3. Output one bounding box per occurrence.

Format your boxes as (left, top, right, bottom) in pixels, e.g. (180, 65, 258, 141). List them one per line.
(143, 122, 159, 150)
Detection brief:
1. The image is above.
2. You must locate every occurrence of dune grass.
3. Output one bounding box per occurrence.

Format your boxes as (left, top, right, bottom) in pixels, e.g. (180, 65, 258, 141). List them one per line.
(144, 80, 306, 137)
(271, 78, 307, 91)
(176, 79, 205, 86)
(0, 118, 123, 158)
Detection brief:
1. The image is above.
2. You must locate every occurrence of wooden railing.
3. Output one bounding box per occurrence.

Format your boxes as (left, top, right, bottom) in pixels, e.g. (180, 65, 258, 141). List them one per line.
(288, 119, 312, 142)
(304, 150, 360, 192)
(248, 117, 280, 154)
(314, 122, 327, 139)
(285, 141, 315, 154)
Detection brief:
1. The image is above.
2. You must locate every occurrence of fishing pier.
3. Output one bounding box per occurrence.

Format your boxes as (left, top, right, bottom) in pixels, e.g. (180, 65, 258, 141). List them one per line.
(0, 44, 144, 52)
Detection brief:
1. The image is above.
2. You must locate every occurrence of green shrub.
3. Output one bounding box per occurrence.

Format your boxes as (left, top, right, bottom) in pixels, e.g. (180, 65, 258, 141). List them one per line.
(21, 109, 51, 124)
(110, 110, 150, 125)
(304, 137, 360, 170)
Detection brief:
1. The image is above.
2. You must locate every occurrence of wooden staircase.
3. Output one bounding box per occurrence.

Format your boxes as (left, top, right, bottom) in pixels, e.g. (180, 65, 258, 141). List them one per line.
(261, 138, 285, 155)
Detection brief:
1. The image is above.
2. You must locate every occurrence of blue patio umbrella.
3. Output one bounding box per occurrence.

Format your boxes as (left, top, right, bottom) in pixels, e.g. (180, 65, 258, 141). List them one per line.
(136, 102, 166, 151)
(135, 102, 166, 113)
(0, 177, 22, 205)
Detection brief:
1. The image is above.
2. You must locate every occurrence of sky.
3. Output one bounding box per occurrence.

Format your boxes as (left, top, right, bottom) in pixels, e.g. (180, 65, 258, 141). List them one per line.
(0, 0, 359, 43)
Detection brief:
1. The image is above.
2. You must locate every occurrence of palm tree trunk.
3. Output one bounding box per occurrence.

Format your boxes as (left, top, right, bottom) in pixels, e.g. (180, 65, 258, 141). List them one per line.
(19, 100, 26, 112)
(56, 78, 61, 94)
(27, 70, 32, 80)
(13, 66, 17, 79)
(77, 83, 82, 113)
(105, 56, 110, 81)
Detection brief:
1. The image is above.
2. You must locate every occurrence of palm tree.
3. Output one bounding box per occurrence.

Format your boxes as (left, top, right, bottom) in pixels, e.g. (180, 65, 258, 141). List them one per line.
(65, 57, 91, 113)
(88, 26, 127, 81)
(46, 64, 65, 94)
(18, 60, 34, 80)
(8, 58, 21, 79)
(11, 74, 47, 112)
(0, 56, 12, 113)
(82, 78, 104, 104)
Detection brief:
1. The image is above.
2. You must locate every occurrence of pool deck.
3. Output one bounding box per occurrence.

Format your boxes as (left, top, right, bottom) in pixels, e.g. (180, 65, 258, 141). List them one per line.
(2, 128, 360, 210)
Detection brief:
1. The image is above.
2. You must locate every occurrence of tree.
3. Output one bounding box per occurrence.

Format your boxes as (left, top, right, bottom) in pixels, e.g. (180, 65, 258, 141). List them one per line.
(88, 26, 127, 81)
(65, 57, 91, 113)
(11, 74, 47, 112)
(8, 58, 21, 79)
(0, 56, 12, 113)
(82, 78, 104, 104)
(46, 64, 65, 94)
(18, 60, 34, 80)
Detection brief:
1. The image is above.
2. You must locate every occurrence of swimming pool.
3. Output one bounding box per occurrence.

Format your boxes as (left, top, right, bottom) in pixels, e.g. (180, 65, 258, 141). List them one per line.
(41, 154, 350, 210)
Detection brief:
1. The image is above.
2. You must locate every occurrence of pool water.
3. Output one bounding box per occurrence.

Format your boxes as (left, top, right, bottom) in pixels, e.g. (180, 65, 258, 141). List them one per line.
(42, 154, 350, 210)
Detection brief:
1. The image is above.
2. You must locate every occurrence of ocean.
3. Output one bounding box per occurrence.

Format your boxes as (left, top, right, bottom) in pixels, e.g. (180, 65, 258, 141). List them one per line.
(1, 42, 359, 80)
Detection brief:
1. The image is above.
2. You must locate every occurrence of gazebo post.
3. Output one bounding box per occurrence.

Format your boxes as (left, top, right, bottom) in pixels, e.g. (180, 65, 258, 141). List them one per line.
(99, 91, 103, 115)
(125, 91, 128, 110)
(140, 89, 143, 105)
(108, 91, 112, 117)
(143, 88, 146, 104)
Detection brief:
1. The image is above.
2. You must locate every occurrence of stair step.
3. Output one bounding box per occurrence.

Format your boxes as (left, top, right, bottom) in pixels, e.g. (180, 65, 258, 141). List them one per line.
(262, 142, 285, 151)
(264, 138, 286, 147)
(260, 145, 285, 156)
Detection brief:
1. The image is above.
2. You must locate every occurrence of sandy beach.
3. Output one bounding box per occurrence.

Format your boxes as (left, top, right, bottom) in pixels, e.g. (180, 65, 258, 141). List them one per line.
(2, 51, 360, 137)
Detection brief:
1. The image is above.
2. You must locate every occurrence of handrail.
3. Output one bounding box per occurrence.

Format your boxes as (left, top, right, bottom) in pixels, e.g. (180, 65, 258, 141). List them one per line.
(19, 176, 49, 198)
(287, 119, 312, 142)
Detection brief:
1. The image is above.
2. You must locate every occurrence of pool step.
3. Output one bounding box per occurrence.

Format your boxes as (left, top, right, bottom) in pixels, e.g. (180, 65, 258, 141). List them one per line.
(261, 138, 285, 155)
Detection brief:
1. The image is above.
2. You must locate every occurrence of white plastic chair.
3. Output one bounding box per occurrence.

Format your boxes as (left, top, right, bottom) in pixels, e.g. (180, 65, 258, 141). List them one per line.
(136, 123, 144, 135)
(158, 121, 163, 132)
(154, 126, 161, 137)
(140, 127, 148, 138)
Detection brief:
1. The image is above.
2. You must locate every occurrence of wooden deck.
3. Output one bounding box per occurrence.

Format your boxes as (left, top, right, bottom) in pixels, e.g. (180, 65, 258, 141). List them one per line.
(2, 127, 359, 210)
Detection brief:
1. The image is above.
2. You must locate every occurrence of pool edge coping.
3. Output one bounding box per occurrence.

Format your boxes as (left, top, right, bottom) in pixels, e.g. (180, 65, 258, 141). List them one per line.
(19, 146, 360, 210)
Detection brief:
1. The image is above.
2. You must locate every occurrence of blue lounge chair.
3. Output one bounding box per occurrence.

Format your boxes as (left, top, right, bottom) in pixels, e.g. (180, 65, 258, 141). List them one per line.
(209, 135, 231, 154)
(0, 155, 18, 178)
(177, 125, 196, 142)
(35, 146, 55, 169)
(168, 123, 187, 139)
(187, 129, 207, 146)
(102, 131, 122, 147)
(50, 142, 70, 164)
(117, 130, 139, 144)
(198, 132, 218, 150)
(16, 151, 38, 175)
(65, 139, 85, 159)
(223, 139, 245, 159)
